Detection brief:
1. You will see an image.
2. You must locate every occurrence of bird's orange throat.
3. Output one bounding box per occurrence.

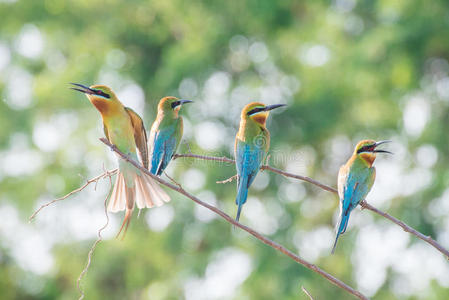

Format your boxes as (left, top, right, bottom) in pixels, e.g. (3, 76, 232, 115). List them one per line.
(91, 98, 110, 114)
(250, 112, 268, 125)
(359, 153, 376, 167)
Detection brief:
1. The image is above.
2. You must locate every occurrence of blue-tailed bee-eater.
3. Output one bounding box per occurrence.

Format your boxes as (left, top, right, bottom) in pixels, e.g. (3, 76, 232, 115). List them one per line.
(234, 102, 286, 221)
(148, 97, 192, 176)
(71, 83, 170, 238)
(332, 139, 392, 253)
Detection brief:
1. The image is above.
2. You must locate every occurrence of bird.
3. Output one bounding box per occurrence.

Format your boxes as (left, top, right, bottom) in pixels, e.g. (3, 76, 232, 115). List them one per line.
(70, 83, 170, 238)
(234, 102, 286, 221)
(148, 97, 193, 176)
(332, 139, 392, 253)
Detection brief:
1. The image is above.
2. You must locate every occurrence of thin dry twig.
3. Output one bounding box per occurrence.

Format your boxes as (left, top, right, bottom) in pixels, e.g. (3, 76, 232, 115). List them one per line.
(301, 286, 314, 300)
(216, 174, 238, 184)
(173, 153, 338, 193)
(163, 171, 183, 189)
(359, 201, 449, 259)
(100, 138, 368, 300)
(171, 153, 449, 259)
(173, 153, 234, 164)
(29, 169, 118, 222)
(77, 169, 113, 300)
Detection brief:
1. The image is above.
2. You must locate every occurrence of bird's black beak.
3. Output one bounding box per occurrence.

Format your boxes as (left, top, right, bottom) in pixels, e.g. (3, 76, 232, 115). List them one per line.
(171, 99, 193, 109)
(263, 104, 287, 111)
(70, 83, 96, 95)
(373, 140, 393, 154)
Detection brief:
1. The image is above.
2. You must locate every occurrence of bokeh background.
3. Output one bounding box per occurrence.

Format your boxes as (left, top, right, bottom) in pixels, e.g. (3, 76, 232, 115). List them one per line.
(1, 0, 449, 299)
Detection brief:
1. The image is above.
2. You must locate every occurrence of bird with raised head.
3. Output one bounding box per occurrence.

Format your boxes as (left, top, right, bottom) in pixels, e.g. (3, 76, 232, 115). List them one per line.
(332, 139, 392, 253)
(71, 83, 170, 238)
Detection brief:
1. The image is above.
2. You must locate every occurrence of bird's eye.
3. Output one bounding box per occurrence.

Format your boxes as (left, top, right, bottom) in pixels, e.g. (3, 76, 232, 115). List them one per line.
(171, 100, 181, 109)
(95, 90, 110, 99)
(357, 144, 375, 153)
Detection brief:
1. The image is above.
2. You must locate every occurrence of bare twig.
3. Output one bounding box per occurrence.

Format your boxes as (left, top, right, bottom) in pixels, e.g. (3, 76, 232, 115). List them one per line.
(77, 169, 113, 300)
(216, 174, 238, 184)
(171, 152, 449, 259)
(173, 153, 234, 164)
(173, 153, 337, 193)
(261, 165, 338, 193)
(301, 286, 314, 300)
(164, 171, 182, 189)
(100, 138, 368, 300)
(29, 169, 118, 222)
(360, 201, 449, 259)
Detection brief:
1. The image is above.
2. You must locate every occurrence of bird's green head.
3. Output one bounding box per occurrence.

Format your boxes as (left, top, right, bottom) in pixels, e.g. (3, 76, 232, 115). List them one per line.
(157, 96, 193, 116)
(354, 139, 392, 166)
(241, 102, 286, 125)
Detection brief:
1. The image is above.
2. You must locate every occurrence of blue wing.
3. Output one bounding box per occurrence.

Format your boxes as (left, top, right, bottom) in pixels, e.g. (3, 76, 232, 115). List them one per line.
(342, 168, 374, 216)
(339, 168, 373, 234)
(332, 166, 374, 253)
(150, 125, 178, 176)
(235, 140, 265, 221)
(236, 141, 265, 190)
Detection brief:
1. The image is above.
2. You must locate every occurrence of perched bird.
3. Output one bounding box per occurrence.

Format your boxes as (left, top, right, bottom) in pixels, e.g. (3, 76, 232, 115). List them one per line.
(71, 83, 170, 238)
(332, 139, 392, 253)
(148, 97, 192, 176)
(234, 102, 286, 221)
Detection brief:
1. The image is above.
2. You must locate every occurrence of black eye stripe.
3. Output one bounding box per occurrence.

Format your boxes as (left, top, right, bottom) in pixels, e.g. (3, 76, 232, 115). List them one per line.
(171, 100, 181, 109)
(357, 144, 375, 153)
(247, 107, 264, 116)
(94, 89, 110, 99)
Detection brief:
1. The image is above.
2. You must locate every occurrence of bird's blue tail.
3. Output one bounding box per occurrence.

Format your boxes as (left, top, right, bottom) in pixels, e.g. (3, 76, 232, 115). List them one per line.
(235, 175, 248, 222)
(331, 211, 350, 254)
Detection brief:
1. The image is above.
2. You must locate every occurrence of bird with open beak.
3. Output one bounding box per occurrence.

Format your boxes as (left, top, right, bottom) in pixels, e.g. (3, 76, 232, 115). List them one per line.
(71, 83, 170, 238)
(332, 139, 392, 253)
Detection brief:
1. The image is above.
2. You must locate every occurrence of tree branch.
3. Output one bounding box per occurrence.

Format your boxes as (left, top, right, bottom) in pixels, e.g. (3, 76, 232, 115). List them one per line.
(29, 169, 117, 222)
(359, 201, 449, 259)
(301, 286, 314, 300)
(77, 170, 113, 300)
(171, 153, 449, 259)
(100, 138, 368, 300)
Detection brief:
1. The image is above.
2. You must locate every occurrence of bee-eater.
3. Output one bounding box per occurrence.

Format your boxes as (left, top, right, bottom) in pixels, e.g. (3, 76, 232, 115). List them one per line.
(148, 97, 192, 176)
(332, 139, 392, 253)
(71, 83, 170, 238)
(234, 102, 286, 221)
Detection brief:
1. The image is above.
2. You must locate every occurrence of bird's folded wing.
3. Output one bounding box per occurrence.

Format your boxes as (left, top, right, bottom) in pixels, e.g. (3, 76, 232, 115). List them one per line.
(125, 107, 149, 169)
(150, 126, 178, 175)
(236, 141, 265, 188)
(342, 167, 375, 208)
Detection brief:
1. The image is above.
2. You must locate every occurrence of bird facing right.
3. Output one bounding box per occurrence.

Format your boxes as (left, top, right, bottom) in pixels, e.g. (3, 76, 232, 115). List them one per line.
(148, 97, 192, 176)
(234, 102, 286, 222)
(332, 139, 392, 253)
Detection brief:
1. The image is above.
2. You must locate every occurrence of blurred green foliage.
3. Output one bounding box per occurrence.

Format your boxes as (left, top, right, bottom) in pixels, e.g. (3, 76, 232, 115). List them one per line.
(1, 0, 449, 299)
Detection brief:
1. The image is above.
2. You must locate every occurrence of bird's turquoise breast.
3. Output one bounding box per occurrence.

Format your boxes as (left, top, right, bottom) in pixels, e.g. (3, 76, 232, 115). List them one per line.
(343, 159, 375, 206)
